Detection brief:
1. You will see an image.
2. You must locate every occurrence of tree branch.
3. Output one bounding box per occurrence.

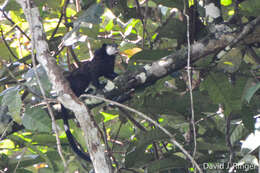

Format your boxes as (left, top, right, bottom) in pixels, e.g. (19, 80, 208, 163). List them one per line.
(15, 0, 113, 172)
(105, 17, 260, 101)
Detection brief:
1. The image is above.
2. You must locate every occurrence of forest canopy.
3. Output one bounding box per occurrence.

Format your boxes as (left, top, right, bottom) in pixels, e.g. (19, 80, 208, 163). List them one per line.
(1, 0, 260, 173)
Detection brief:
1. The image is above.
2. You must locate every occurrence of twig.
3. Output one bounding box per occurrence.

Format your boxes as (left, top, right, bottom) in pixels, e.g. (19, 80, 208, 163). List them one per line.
(225, 17, 260, 52)
(151, 10, 176, 48)
(226, 114, 234, 164)
(0, 120, 14, 140)
(134, 0, 144, 48)
(246, 45, 260, 65)
(0, 9, 30, 41)
(143, 0, 149, 48)
(0, 27, 19, 60)
(152, 142, 160, 159)
(118, 107, 147, 132)
(0, 59, 43, 100)
(25, 0, 67, 168)
(102, 122, 109, 150)
(195, 112, 218, 125)
(111, 122, 122, 152)
(50, 0, 69, 40)
(102, 122, 114, 168)
(52, 0, 70, 57)
(13, 148, 27, 173)
(75, 0, 81, 12)
(82, 94, 203, 173)
(183, 0, 197, 165)
(86, 38, 94, 59)
(0, 0, 10, 10)
(0, 27, 31, 67)
(50, 12, 64, 40)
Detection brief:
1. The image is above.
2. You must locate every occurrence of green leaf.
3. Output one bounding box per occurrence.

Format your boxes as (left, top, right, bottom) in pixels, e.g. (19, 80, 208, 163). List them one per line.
(100, 112, 119, 122)
(126, 129, 170, 168)
(1, 87, 22, 124)
(217, 48, 242, 73)
(11, 169, 32, 173)
(230, 123, 248, 146)
(62, 4, 104, 44)
(221, 0, 232, 6)
(0, 139, 15, 149)
(130, 50, 173, 63)
(79, 24, 99, 38)
(240, 0, 260, 17)
(147, 155, 188, 172)
(132, 90, 217, 120)
(197, 141, 228, 151)
(7, 155, 44, 172)
(66, 6, 77, 17)
(77, 4, 104, 24)
(158, 19, 186, 40)
(4, 0, 21, 11)
(105, 20, 114, 31)
(22, 107, 51, 132)
(243, 82, 260, 103)
(241, 106, 255, 131)
(24, 66, 52, 97)
(31, 134, 62, 145)
(46, 0, 61, 9)
(200, 73, 246, 116)
(0, 42, 18, 61)
(9, 11, 23, 24)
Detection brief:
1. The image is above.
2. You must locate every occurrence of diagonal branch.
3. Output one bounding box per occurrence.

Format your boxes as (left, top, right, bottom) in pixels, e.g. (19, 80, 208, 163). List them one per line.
(15, 0, 113, 173)
(0, 8, 31, 41)
(105, 17, 260, 101)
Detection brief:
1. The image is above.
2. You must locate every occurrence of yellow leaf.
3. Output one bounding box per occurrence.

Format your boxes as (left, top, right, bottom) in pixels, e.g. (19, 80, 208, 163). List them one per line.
(221, 0, 232, 6)
(123, 47, 142, 57)
(223, 61, 234, 66)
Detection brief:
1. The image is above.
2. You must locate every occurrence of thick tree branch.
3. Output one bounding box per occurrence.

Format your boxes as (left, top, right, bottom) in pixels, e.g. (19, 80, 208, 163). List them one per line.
(105, 17, 260, 101)
(15, 0, 112, 173)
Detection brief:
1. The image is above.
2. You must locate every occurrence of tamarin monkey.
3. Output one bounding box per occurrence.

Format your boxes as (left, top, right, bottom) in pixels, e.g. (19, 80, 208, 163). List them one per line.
(61, 43, 119, 161)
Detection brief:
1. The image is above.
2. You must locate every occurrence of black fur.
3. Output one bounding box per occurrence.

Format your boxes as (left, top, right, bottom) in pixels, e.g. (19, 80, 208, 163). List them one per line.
(67, 43, 118, 96)
(62, 43, 118, 162)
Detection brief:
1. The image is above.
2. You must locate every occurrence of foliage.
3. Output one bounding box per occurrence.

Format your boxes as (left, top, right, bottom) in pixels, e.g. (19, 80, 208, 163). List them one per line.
(0, 0, 260, 173)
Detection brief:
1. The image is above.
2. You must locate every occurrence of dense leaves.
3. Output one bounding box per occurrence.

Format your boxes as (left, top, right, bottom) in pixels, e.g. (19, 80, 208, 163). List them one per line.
(0, 0, 260, 173)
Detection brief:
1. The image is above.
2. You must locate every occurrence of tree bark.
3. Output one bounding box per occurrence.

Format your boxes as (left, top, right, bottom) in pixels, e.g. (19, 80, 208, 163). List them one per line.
(15, 0, 113, 172)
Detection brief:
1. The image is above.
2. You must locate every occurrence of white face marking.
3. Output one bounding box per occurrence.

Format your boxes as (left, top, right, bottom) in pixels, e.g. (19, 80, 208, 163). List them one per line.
(205, 3, 221, 19)
(106, 45, 118, 55)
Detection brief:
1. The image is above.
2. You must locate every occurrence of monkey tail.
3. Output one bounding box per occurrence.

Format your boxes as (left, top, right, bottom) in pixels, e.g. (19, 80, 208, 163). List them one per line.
(61, 105, 91, 162)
